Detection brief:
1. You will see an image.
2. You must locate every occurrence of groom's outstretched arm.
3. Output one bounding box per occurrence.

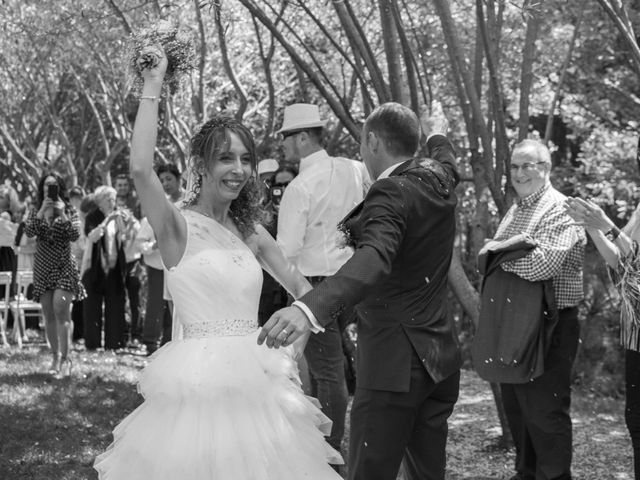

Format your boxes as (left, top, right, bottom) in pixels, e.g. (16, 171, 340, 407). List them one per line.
(258, 134, 457, 349)
(258, 179, 408, 348)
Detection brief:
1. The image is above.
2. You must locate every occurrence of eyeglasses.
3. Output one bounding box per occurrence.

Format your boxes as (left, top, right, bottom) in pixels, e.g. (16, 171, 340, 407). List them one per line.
(509, 161, 547, 173)
(280, 130, 304, 140)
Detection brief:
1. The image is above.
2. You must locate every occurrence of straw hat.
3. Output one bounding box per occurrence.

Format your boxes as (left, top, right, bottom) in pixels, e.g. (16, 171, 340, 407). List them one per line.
(257, 159, 279, 176)
(277, 103, 328, 134)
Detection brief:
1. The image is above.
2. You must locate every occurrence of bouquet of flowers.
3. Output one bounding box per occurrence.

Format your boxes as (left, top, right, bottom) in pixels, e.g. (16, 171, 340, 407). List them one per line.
(336, 221, 356, 250)
(127, 21, 195, 95)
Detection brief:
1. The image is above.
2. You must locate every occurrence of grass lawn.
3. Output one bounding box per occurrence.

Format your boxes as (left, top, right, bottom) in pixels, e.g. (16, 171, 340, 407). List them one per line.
(0, 336, 634, 480)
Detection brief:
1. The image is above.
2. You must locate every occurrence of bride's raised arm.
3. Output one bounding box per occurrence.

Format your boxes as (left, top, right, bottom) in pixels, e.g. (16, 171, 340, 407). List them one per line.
(129, 46, 186, 269)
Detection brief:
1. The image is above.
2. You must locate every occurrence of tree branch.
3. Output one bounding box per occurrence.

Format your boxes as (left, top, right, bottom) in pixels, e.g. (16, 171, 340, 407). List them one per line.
(238, 0, 361, 141)
(213, 1, 248, 120)
(544, 8, 583, 145)
(103, 0, 132, 35)
(517, 2, 542, 141)
(193, 0, 207, 122)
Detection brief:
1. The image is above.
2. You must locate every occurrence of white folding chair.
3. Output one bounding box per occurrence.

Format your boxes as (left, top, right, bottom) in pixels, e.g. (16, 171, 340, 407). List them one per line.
(9, 270, 44, 348)
(0, 271, 11, 347)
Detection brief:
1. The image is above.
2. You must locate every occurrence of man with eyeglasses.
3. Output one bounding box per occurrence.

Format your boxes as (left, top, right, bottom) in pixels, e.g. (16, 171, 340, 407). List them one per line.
(481, 139, 585, 480)
(275, 103, 369, 462)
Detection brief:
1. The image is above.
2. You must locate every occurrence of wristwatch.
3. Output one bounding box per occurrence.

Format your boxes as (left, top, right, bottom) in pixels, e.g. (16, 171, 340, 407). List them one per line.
(604, 226, 621, 242)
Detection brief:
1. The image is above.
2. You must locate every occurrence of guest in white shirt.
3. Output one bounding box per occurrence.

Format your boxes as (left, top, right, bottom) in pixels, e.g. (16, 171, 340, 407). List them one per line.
(276, 103, 368, 458)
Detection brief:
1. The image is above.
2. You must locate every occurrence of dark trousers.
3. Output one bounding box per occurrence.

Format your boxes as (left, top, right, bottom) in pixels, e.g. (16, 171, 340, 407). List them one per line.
(304, 275, 349, 453)
(500, 307, 580, 480)
(257, 270, 288, 327)
(626, 349, 640, 480)
(142, 266, 172, 352)
(83, 268, 126, 350)
(348, 356, 460, 480)
(125, 260, 142, 340)
(71, 300, 83, 341)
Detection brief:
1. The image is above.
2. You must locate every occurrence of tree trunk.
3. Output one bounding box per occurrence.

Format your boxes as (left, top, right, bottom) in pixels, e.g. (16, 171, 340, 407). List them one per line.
(448, 248, 480, 328)
(518, 3, 542, 141)
(193, 0, 207, 123)
(238, 0, 361, 140)
(544, 9, 582, 145)
(595, 0, 640, 77)
(333, 0, 390, 103)
(213, 0, 248, 120)
(489, 382, 513, 448)
(390, 0, 421, 111)
(432, 0, 506, 214)
(379, 0, 405, 103)
(477, 0, 509, 192)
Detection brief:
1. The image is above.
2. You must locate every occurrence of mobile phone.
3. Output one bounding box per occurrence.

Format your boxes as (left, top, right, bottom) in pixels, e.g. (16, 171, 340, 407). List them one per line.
(270, 186, 284, 205)
(47, 184, 59, 201)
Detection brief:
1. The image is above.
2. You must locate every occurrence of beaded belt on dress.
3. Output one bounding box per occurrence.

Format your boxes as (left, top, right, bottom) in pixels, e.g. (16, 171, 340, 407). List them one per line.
(182, 319, 257, 339)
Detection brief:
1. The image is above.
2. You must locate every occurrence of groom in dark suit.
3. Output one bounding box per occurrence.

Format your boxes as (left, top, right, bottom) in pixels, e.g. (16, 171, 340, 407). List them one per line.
(259, 102, 462, 480)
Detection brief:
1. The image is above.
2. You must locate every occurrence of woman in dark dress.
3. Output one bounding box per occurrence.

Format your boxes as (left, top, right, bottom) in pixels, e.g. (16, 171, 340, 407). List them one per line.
(25, 174, 85, 377)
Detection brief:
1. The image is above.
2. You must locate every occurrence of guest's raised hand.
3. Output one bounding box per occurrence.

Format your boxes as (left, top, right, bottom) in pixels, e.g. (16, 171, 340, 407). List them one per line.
(52, 199, 65, 213)
(420, 100, 448, 138)
(564, 197, 612, 231)
(37, 198, 54, 219)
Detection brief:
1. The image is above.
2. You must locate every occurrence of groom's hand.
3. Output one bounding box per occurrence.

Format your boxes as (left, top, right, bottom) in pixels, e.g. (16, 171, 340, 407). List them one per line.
(258, 306, 312, 349)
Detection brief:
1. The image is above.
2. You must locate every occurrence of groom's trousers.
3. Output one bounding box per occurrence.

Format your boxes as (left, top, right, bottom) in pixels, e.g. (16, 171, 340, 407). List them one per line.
(348, 351, 460, 480)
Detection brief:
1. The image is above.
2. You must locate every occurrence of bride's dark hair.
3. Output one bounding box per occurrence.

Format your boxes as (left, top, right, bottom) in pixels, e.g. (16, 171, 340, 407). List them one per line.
(184, 116, 262, 239)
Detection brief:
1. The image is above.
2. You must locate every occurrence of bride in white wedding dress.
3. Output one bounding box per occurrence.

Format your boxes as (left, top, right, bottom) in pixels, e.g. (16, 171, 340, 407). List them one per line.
(94, 46, 342, 479)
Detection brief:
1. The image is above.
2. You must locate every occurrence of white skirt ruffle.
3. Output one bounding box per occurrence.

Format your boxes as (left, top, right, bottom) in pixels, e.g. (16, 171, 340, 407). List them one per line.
(94, 330, 343, 480)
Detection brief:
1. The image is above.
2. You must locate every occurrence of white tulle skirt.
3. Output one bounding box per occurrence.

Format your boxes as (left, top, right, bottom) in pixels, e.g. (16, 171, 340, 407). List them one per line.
(94, 330, 343, 480)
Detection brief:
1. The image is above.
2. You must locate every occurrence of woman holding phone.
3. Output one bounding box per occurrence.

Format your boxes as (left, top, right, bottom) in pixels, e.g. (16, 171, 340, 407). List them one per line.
(25, 173, 85, 377)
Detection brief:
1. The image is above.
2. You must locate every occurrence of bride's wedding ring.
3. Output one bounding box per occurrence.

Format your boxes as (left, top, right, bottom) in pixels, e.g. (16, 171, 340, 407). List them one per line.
(281, 329, 289, 337)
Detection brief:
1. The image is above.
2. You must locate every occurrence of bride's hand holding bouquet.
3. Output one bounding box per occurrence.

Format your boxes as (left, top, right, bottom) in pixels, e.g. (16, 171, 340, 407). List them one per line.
(127, 21, 194, 95)
(137, 45, 168, 96)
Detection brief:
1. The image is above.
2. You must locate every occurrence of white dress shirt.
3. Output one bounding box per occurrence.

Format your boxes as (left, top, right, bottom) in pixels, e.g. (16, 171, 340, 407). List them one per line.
(377, 161, 406, 181)
(291, 158, 403, 331)
(136, 217, 163, 270)
(277, 149, 369, 277)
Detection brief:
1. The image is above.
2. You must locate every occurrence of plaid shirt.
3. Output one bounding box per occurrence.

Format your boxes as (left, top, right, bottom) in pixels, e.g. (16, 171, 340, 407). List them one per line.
(494, 183, 586, 308)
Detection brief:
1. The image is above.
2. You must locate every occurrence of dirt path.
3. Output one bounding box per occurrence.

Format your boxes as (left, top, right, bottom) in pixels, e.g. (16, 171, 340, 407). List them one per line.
(445, 369, 633, 479)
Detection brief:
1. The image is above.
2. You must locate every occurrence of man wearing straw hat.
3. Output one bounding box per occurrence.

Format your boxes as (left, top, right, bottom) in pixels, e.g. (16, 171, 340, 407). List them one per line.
(276, 103, 369, 460)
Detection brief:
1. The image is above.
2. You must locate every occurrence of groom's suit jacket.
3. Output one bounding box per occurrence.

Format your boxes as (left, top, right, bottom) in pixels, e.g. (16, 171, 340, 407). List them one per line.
(298, 135, 462, 392)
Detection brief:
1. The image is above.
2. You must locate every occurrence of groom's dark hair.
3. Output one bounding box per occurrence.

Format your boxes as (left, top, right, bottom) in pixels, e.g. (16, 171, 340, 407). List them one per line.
(365, 102, 420, 157)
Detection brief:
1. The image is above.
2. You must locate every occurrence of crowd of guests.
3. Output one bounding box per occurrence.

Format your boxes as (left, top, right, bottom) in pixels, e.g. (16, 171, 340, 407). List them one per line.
(0, 166, 187, 373)
(0, 154, 305, 368)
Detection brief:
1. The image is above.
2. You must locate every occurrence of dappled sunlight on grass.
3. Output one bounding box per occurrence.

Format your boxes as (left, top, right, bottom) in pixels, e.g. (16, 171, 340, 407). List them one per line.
(454, 392, 493, 406)
(0, 344, 636, 479)
(0, 344, 144, 480)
